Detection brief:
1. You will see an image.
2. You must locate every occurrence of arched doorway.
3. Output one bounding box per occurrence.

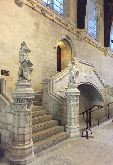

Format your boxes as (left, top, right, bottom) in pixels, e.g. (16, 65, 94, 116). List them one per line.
(57, 39, 72, 72)
(78, 83, 104, 127)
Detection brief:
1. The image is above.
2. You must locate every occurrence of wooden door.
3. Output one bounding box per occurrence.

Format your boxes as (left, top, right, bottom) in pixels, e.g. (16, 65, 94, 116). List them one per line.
(57, 45, 61, 72)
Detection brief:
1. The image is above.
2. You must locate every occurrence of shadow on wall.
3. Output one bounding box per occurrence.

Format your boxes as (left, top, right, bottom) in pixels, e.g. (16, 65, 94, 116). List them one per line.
(78, 83, 103, 114)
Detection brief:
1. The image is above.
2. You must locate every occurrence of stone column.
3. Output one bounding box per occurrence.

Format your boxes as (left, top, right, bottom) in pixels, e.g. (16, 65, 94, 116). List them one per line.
(7, 81, 34, 165)
(65, 63, 80, 137)
(69, 0, 77, 26)
(6, 42, 34, 164)
(63, 0, 70, 19)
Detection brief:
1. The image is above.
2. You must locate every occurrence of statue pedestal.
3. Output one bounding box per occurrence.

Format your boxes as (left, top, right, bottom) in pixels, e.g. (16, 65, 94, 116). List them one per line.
(7, 80, 34, 165)
(65, 84, 80, 137)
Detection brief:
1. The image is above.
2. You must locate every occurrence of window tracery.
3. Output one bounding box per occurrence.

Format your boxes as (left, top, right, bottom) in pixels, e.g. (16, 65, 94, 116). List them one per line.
(43, 0, 63, 14)
(86, 0, 97, 39)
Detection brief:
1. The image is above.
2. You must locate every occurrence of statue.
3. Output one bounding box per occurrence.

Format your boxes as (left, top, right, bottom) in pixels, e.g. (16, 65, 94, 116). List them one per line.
(68, 60, 79, 86)
(18, 42, 33, 82)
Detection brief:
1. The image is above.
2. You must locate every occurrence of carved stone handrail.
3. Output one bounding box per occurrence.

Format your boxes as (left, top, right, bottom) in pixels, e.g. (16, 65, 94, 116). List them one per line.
(52, 67, 69, 82)
(42, 79, 63, 104)
(93, 70, 105, 87)
(2, 92, 13, 104)
(0, 94, 10, 105)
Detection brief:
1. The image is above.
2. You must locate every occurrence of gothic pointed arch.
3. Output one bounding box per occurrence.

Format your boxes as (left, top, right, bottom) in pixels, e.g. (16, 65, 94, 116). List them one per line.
(56, 34, 76, 71)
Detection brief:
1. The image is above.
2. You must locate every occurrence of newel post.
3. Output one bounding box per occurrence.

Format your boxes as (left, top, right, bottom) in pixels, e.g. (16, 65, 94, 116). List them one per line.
(65, 62, 80, 137)
(7, 42, 34, 164)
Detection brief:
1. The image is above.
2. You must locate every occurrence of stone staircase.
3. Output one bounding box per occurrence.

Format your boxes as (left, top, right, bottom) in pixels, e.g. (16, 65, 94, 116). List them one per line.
(32, 105, 68, 154)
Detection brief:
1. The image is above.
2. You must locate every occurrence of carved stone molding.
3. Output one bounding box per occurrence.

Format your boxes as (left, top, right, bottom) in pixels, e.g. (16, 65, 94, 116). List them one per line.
(14, 0, 25, 7)
(24, 0, 111, 55)
(76, 29, 86, 41)
(65, 85, 80, 137)
(104, 47, 113, 57)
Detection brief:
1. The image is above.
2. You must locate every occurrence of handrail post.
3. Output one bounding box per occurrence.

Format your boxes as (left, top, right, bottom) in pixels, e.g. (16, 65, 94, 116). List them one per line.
(89, 109, 92, 128)
(86, 107, 89, 139)
(108, 104, 110, 119)
(97, 106, 100, 126)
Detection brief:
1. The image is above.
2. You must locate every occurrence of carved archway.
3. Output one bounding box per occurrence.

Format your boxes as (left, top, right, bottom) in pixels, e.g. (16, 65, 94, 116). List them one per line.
(56, 34, 76, 58)
(78, 83, 104, 127)
(56, 34, 76, 71)
(78, 82, 104, 102)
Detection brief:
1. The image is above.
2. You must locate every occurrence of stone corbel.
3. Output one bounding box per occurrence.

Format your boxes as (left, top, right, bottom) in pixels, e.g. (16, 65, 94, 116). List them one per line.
(14, 0, 25, 7)
(104, 47, 113, 56)
(76, 29, 86, 41)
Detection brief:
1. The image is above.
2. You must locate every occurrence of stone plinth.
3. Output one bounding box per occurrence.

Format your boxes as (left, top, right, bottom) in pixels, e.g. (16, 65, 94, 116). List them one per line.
(7, 80, 34, 165)
(65, 84, 80, 137)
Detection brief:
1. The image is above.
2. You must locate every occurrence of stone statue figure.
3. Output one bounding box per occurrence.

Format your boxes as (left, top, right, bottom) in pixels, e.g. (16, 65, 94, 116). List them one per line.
(68, 60, 79, 86)
(18, 42, 33, 82)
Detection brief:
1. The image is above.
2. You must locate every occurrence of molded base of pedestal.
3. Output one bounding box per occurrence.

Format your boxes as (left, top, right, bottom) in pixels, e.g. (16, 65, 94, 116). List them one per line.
(6, 142, 34, 165)
(9, 154, 34, 165)
(66, 125, 80, 137)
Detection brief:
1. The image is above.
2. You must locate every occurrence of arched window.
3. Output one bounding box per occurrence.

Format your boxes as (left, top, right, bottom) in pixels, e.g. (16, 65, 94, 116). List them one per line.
(43, 0, 63, 14)
(110, 23, 113, 51)
(86, 0, 97, 39)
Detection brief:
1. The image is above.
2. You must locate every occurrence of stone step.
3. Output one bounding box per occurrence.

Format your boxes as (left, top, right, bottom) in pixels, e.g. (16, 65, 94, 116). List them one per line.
(32, 106, 43, 111)
(33, 101, 42, 106)
(32, 115, 53, 125)
(32, 110, 47, 118)
(32, 126, 64, 143)
(33, 92, 42, 106)
(33, 132, 68, 154)
(32, 120, 59, 133)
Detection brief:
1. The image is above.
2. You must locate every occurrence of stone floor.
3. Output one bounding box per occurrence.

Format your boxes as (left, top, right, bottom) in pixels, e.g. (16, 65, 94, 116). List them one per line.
(1, 119, 113, 165)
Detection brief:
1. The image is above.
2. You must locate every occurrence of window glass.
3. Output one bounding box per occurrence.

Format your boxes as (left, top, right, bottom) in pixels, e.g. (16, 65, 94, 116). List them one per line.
(87, 0, 96, 38)
(42, 0, 63, 14)
(110, 24, 113, 51)
(54, 0, 63, 14)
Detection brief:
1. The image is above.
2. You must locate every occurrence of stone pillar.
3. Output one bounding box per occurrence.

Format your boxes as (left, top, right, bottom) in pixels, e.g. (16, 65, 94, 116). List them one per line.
(63, 0, 77, 26)
(7, 81, 34, 165)
(69, 0, 77, 26)
(6, 42, 34, 164)
(66, 85, 80, 137)
(63, 0, 70, 19)
(65, 63, 80, 137)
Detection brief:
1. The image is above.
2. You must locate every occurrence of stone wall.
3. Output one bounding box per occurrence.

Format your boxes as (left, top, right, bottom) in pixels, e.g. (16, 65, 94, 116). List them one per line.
(0, 95, 11, 149)
(0, 0, 113, 97)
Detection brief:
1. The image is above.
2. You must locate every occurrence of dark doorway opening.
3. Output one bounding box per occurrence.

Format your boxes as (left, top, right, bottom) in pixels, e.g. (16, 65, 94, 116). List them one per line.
(57, 45, 61, 72)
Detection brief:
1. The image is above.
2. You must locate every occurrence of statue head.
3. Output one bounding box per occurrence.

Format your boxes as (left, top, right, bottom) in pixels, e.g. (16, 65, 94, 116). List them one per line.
(20, 42, 31, 54)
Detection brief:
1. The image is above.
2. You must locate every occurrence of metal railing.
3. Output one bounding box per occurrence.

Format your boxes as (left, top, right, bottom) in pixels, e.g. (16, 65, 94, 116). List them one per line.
(79, 102, 113, 139)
